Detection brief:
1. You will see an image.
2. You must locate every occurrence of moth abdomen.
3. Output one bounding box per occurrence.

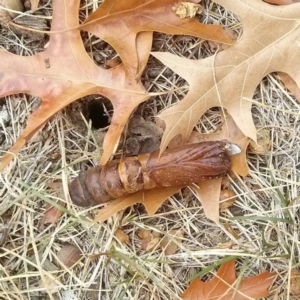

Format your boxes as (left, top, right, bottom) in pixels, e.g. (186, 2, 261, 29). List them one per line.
(69, 141, 232, 207)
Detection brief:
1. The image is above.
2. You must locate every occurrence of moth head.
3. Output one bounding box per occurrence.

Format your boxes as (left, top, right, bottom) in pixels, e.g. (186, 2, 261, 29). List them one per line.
(224, 143, 241, 157)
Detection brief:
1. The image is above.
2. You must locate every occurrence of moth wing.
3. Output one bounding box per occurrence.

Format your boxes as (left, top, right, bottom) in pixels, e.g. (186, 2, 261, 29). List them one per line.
(149, 158, 230, 187)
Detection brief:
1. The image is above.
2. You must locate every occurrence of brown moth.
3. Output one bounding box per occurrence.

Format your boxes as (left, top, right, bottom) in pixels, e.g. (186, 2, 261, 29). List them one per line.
(69, 141, 232, 207)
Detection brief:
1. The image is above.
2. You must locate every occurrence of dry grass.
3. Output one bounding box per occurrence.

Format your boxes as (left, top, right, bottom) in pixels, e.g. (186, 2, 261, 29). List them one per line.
(0, 0, 300, 299)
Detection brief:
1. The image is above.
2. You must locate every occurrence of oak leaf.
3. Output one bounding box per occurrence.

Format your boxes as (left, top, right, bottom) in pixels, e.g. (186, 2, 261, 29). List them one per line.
(152, 0, 300, 155)
(94, 186, 181, 223)
(181, 260, 275, 300)
(191, 178, 222, 223)
(81, 0, 233, 79)
(0, 0, 148, 171)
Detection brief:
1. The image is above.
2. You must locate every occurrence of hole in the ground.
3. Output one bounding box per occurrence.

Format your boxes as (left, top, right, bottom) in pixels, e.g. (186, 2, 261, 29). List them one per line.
(87, 98, 111, 129)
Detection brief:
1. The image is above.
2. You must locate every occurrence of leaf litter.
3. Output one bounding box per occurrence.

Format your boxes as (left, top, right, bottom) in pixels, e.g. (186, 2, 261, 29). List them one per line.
(0, 0, 299, 299)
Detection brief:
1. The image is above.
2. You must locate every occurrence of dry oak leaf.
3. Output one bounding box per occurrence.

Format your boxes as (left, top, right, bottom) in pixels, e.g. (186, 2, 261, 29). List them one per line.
(94, 185, 181, 223)
(81, 0, 233, 79)
(181, 260, 275, 300)
(0, 0, 149, 171)
(1, 0, 24, 18)
(191, 177, 222, 223)
(152, 0, 300, 154)
(93, 163, 223, 223)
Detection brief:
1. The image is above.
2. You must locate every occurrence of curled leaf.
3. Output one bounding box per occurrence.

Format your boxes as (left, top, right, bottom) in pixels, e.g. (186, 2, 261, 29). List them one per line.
(192, 178, 222, 222)
(94, 186, 181, 223)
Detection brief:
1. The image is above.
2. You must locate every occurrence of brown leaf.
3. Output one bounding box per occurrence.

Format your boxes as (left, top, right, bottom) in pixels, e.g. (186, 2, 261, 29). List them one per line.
(115, 229, 129, 244)
(152, 0, 300, 160)
(93, 186, 181, 222)
(192, 178, 222, 222)
(139, 229, 151, 240)
(160, 229, 184, 255)
(182, 260, 275, 300)
(0, 0, 149, 171)
(81, 0, 233, 78)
